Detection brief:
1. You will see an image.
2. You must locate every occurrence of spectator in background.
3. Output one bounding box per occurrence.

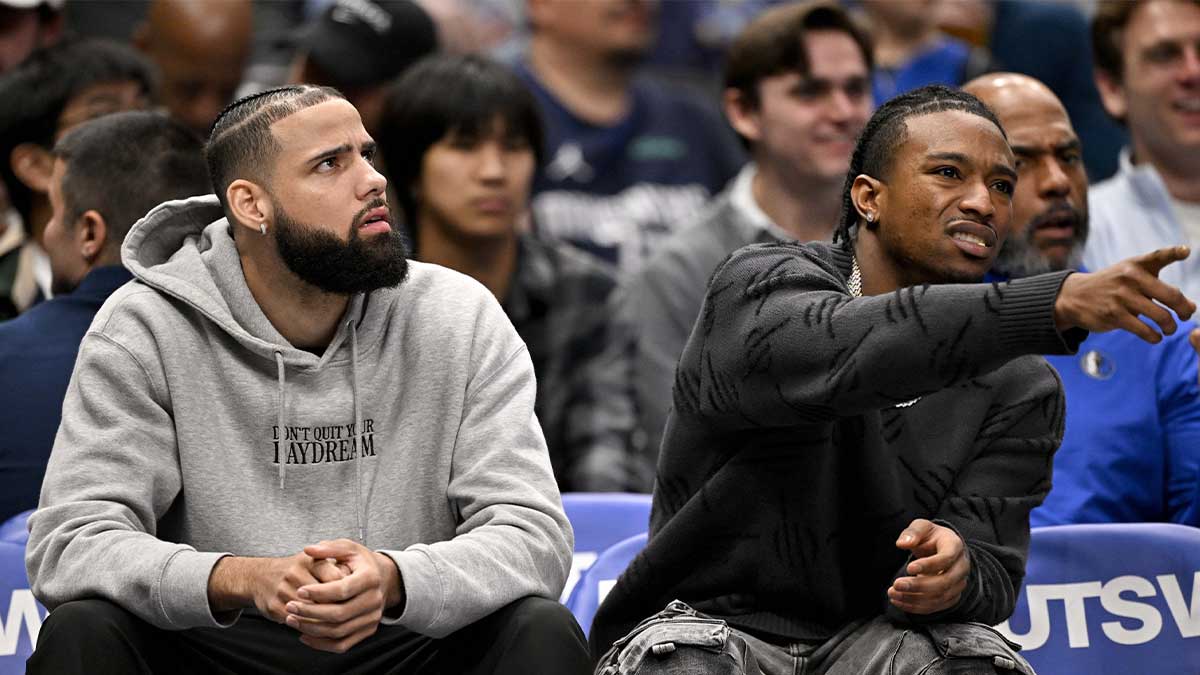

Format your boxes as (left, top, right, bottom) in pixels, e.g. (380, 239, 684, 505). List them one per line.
(1088, 0, 1200, 300)
(0, 0, 64, 296)
(380, 54, 643, 492)
(518, 0, 745, 276)
(966, 72, 1200, 528)
(0, 111, 209, 523)
(861, 0, 987, 104)
(937, 0, 1128, 182)
(133, 0, 252, 138)
(0, 0, 62, 74)
(615, 1, 873, 468)
(288, 0, 438, 135)
(0, 38, 155, 319)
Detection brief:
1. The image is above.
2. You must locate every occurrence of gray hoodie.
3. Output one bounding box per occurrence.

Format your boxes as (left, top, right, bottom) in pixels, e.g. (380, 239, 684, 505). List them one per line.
(26, 194, 573, 638)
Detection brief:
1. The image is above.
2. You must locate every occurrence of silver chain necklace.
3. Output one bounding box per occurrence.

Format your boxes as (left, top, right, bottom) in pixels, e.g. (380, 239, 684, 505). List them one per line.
(848, 256, 863, 297)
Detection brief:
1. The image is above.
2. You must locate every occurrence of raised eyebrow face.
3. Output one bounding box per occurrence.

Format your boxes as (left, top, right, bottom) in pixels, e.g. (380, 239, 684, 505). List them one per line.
(305, 139, 377, 166)
(924, 150, 1017, 179)
(1009, 137, 1082, 161)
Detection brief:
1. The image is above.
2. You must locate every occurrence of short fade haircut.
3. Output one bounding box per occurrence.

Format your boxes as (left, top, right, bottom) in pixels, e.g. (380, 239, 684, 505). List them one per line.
(1093, 0, 1200, 83)
(834, 85, 1006, 244)
(53, 111, 209, 247)
(724, 1, 873, 110)
(0, 37, 156, 221)
(378, 54, 544, 231)
(203, 85, 345, 214)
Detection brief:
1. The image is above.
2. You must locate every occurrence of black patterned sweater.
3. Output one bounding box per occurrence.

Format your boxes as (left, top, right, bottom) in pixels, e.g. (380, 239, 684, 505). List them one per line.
(590, 240, 1085, 655)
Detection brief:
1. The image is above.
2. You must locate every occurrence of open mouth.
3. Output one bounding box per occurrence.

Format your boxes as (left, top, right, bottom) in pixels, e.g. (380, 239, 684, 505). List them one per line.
(1030, 210, 1079, 245)
(947, 220, 997, 259)
(1173, 97, 1200, 114)
(358, 206, 391, 233)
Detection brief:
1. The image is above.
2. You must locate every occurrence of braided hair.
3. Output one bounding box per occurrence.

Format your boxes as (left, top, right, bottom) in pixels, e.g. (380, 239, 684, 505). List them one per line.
(203, 84, 344, 211)
(833, 85, 1006, 244)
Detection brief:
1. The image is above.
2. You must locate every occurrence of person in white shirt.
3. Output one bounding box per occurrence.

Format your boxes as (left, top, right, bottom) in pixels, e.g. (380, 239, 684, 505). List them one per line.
(612, 2, 874, 462)
(1087, 0, 1200, 299)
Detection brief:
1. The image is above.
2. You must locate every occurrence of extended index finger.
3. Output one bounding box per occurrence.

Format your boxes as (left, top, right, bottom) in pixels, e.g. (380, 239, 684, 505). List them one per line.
(1134, 245, 1191, 277)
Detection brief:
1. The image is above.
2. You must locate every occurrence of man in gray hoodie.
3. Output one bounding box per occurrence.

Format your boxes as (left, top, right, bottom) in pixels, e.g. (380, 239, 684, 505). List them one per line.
(25, 85, 591, 674)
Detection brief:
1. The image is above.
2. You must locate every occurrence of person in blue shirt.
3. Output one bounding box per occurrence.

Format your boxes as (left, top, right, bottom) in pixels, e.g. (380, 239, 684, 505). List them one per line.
(0, 110, 211, 521)
(965, 72, 1200, 527)
(862, 0, 986, 105)
(516, 0, 745, 276)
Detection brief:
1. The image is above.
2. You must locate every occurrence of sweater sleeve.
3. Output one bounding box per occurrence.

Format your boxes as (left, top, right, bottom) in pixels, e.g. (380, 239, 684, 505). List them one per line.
(888, 358, 1066, 626)
(25, 333, 235, 630)
(381, 340, 573, 638)
(679, 243, 1081, 428)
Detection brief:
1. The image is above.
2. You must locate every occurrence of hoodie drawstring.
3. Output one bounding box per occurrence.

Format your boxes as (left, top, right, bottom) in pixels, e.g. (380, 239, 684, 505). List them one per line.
(273, 320, 369, 542)
(275, 350, 287, 490)
(349, 319, 365, 543)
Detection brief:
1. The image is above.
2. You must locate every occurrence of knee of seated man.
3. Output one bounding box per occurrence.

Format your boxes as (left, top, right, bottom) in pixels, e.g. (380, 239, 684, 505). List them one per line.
(888, 623, 1031, 675)
(38, 599, 140, 645)
(498, 596, 582, 639)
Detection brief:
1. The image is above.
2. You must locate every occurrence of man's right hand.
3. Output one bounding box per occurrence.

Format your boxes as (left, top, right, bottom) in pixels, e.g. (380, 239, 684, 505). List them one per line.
(208, 554, 347, 622)
(1054, 246, 1196, 343)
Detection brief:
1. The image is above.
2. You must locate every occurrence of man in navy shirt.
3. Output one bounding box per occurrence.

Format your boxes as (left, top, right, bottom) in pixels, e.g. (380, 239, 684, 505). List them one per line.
(966, 72, 1200, 526)
(0, 111, 210, 521)
(518, 0, 745, 275)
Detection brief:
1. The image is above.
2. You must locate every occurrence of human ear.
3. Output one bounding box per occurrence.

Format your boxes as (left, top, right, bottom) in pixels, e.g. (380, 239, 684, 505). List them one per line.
(76, 210, 108, 263)
(1093, 69, 1127, 121)
(226, 179, 272, 236)
(10, 144, 54, 193)
(722, 88, 762, 144)
(851, 174, 885, 229)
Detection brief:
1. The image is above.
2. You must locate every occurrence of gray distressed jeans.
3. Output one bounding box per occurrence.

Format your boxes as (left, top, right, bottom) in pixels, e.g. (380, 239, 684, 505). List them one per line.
(594, 600, 1035, 675)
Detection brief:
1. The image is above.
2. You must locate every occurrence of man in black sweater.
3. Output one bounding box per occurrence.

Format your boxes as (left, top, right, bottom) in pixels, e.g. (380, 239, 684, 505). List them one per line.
(590, 86, 1196, 674)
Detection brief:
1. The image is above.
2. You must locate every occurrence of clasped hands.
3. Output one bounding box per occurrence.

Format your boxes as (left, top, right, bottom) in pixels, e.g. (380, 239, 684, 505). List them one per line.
(212, 538, 402, 654)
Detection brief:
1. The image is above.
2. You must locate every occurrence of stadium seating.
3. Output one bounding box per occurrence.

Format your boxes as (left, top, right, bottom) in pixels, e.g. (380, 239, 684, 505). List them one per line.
(559, 492, 651, 602)
(997, 523, 1200, 674)
(566, 532, 648, 636)
(0, 511, 30, 546)
(0, 539, 43, 673)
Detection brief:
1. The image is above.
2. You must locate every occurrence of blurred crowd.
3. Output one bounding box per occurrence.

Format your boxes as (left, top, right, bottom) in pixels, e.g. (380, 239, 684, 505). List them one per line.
(0, 0, 1197, 529)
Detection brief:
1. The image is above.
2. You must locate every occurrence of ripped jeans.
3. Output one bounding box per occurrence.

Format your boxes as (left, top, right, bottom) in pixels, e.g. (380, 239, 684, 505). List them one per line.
(594, 600, 1035, 675)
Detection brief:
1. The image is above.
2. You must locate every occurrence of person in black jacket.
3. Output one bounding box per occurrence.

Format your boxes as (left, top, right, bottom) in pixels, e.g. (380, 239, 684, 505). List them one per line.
(590, 85, 1196, 674)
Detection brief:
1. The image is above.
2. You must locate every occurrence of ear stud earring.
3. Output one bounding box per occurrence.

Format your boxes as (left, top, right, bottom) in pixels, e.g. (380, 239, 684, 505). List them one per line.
(259, 223, 267, 236)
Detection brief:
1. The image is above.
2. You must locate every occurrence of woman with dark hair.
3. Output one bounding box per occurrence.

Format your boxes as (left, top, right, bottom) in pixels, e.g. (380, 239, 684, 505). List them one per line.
(379, 54, 645, 493)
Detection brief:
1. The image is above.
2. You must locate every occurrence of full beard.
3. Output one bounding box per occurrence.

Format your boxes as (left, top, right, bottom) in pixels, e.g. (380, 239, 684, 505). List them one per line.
(274, 199, 409, 295)
(992, 207, 1088, 278)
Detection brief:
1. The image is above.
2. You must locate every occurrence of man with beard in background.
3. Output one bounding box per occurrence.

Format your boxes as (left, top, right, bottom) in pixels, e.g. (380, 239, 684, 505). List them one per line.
(966, 72, 1200, 527)
(25, 85, 590, 674)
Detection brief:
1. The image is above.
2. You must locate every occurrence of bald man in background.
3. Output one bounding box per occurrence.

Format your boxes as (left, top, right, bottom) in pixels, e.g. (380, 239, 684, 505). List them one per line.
(964, 72, 1200, 527)
(134, 0, 252, 137)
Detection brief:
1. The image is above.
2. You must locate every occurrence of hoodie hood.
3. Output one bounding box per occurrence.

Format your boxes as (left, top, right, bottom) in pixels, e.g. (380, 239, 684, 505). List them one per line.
(121, 193, 367, 370)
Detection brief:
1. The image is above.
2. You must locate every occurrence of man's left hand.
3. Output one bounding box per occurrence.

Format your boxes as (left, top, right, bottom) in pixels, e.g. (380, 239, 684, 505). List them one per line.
(887, 519, 970, 615)
(282, 538, 403, 654)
